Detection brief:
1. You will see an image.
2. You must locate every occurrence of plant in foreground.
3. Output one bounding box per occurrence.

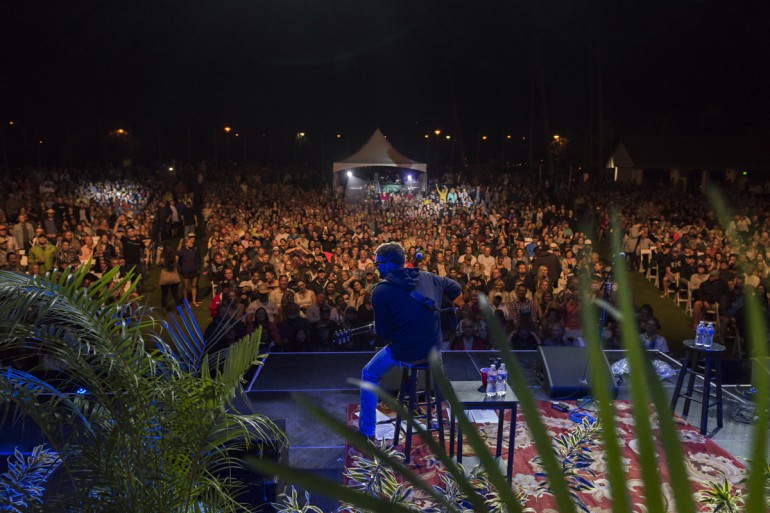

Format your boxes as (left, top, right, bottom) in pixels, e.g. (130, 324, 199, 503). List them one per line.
(0, 445, 60, 513)
(0, 265, 284, 512)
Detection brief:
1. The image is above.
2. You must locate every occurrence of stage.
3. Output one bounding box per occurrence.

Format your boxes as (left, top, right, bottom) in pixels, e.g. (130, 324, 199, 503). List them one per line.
(0, 349, 763, 512)
(245, 349, 764, 510)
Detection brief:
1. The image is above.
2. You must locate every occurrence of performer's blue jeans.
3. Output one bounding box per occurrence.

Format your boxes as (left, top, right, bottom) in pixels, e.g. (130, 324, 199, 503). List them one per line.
(359, 345, 398, 437)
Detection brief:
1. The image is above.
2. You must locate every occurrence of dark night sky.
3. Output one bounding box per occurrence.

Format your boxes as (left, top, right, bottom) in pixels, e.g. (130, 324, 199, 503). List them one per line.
(1, 0, 769, 166)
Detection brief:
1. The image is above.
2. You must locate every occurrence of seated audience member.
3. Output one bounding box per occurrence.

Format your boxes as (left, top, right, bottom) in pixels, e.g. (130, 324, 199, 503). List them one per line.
(204, 303, 246, 355)
(635, 303, 655, 333)
(535, 289, 556, 327)
(691, 270, 730, 328)
(603, 320, 624, 350)
(248, 307, 281, 350)
(304, 291, 328, 324)
(508, 283, 538, 328)
(310, 304, 339, 351)
(558, 285, 581, 339)
(246, 284, 276, 323)
(293, 279, 316, 313)
(337, 306, 370, 351)
(541, 322, 585, 347)
(451, 319, 486, 350)
(508, 314, 541, 350)
(277, 302, 311, 351)
(639, 317, 669, 352)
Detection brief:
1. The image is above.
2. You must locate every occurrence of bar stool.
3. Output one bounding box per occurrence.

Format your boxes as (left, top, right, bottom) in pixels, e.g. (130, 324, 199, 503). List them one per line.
(392, 361, 445, 463)
(670, 339, 725, 436)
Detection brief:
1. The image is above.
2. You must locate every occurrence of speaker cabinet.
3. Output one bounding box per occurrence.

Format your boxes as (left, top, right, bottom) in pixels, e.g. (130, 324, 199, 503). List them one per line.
(535, 346, 618, 399)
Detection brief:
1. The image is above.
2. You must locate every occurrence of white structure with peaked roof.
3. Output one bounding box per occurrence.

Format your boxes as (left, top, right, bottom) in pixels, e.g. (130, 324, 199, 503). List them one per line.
(333, 129, 427, 190)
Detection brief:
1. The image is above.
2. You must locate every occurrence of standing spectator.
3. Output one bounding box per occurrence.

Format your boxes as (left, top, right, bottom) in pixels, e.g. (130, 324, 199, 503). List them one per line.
(28, 235, 57, 273)
(181, 198, 197, 237)
(114, 224, 148, 276)
(531, 244, 561, 288)
(156, 245, 181, 311)
(13, 213, 35, 253)
(0, 223, 19, 270)
(178, 233, 201, 306)
(42, 208, 60, 240)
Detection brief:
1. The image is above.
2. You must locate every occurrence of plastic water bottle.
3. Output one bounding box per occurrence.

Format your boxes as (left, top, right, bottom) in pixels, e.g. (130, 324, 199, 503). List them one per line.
(695, 321, 705, 347)
(486, 365, 498, 398)
(496, 363, 508, 397)
(705, 322, 715, 348)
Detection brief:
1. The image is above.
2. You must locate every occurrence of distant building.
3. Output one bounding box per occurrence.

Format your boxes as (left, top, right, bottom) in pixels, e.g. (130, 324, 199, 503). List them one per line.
(607, 137, 770, 193)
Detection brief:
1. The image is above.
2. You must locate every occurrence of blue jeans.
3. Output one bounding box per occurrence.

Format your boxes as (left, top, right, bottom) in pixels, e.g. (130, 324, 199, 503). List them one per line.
(359, 346, 399, 437)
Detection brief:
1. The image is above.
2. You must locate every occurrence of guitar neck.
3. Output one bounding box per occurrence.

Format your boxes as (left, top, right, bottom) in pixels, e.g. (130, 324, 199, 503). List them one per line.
(333, 323, 374, 345)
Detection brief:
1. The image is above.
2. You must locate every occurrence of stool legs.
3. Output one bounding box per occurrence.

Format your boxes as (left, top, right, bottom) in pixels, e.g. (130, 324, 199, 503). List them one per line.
(404, 368, 418, 462)
(392, 365, 444, 464)
(701, 353, 713, 435)
(392, 368, 409, 450)
(671, 346, 724, 436)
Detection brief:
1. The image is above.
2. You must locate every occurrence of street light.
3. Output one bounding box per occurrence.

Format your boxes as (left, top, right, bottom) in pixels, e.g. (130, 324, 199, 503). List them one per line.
(434, 129, 441, 136)
(224, 126, 232, 133)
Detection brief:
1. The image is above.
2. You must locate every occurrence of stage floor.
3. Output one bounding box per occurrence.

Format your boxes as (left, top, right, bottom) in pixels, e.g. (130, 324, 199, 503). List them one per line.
(246, 349, 767, 480)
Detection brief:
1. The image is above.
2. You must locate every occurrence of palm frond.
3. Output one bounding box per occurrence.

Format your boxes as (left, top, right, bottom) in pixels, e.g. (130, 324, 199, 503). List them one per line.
(0, 445, 61, 513)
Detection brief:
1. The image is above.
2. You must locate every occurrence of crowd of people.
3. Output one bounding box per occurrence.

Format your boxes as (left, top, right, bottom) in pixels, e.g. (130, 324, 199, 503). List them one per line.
(1, 166, 768, 356)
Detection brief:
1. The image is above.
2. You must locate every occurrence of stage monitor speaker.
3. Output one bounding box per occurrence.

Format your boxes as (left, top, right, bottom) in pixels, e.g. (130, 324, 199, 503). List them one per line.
(535, 346, 618, 399)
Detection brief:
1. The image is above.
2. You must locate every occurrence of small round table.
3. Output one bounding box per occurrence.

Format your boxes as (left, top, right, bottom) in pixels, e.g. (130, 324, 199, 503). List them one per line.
(670, 339, 725, 436)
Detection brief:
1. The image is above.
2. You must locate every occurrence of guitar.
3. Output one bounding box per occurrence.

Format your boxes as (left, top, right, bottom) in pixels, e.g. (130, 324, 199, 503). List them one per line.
(332, 323, 374, 345)
(332, 304, 463, 346)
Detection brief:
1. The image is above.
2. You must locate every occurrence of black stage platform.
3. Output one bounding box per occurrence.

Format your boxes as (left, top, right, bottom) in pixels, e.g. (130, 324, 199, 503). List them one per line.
(245, 349, 764, 500)
(247, 349, 640, 395)
(1, 350, 763, 513)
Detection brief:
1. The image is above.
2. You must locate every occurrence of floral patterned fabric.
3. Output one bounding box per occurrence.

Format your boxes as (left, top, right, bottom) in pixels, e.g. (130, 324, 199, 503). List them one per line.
(345, 401, 745, 512)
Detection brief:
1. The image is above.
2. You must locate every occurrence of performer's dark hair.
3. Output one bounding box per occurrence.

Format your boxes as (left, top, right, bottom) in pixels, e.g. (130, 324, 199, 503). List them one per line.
(375, 242, 405, 266)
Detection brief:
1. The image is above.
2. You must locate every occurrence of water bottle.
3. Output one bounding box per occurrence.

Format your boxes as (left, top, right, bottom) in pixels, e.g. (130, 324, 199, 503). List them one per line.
(694, 321, 705, 347)
(705, 322, 715, 348)
(496, 363, 508, 397)
(486, 365, 498, 398)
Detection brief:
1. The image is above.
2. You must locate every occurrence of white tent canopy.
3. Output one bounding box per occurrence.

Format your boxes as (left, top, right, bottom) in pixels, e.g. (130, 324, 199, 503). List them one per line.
(333, 129, 427, 190)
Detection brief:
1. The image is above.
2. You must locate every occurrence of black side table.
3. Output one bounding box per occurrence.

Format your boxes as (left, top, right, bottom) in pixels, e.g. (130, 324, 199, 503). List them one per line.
(670, 339, 725, 436)
(447, 381, 518, 485)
